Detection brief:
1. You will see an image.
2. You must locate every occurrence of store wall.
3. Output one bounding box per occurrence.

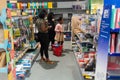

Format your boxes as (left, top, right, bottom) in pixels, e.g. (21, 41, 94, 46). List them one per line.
(57, 1, 86, 8)
(89, 0, 103, 14)
(0, 0, 6, 11)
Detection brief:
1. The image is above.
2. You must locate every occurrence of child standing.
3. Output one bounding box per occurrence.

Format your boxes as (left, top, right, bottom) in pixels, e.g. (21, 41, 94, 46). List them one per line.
(55, 17, 64, 45)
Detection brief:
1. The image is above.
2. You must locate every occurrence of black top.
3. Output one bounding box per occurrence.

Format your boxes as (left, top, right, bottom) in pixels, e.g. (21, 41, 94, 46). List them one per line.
(48, 20, 56, 39)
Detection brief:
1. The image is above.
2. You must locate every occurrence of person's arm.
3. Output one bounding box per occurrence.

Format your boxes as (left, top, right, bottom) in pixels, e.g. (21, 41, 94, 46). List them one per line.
(55, 24, 60, 32)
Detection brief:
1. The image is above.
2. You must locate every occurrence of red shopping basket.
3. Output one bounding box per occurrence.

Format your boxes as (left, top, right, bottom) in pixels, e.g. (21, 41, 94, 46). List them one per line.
(52, 45, 63, 56)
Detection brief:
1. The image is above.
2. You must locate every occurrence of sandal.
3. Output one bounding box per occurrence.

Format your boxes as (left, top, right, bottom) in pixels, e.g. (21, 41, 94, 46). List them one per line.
(40, 58, 46, 62)
(46, 60, 54, 64)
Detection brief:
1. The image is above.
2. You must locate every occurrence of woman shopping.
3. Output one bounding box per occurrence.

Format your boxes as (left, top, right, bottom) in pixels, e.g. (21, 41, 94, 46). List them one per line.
(36, 9, 54, 64)
(47, 12, 56, 49)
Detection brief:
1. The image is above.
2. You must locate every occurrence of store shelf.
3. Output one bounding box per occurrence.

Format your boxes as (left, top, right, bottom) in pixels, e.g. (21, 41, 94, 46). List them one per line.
(75, 33, 92, 43)
(74, 37, 81, 49)
(15, 47, 30, 62)
(110, 28, 120, 33)
(108, 76, 120, 79)
(15, 43, 40, 80)
(0, 66, 7, 73)
(14, 36, 26, 43)
(15, 42, 39, 62)
(76, 41, 82, 49)
(82, 71, 95, 80)
(73, 52, 95, 80)
(75, 33, 82, 42)
(107, 70, 120, 79)
(29, 42, 40, 65)
(108, 53, 120, 56)
(31, 48, 39, 66)
(11, 15, 34, 19)
(0, 48, 5, 52)
(30, 42, 40, 50)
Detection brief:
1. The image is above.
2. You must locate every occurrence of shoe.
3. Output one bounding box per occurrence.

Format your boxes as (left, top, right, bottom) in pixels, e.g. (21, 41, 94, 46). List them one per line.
(40, 58, 46, 62)
(46, 59, 54, 64)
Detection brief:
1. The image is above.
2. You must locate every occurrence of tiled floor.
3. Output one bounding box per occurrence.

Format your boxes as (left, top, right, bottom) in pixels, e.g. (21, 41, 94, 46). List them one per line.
(26, 41, 84, 80)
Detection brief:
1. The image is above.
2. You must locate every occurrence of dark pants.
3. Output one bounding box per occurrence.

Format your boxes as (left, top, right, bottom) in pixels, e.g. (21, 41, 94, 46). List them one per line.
(38, 32, 49, 59)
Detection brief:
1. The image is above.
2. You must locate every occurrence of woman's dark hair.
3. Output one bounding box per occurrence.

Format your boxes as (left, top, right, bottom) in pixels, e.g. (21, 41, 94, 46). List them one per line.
(47, 12, 54, 21)
(57, 16, 63, 22)
(38, 9, 47, 19)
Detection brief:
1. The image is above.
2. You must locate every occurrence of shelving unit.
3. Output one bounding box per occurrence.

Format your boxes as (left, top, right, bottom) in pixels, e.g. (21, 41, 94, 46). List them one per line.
(95, 4, 120, 80)
(110, 29, 120, 33)
(11, 10, 40, 80)
(108, 53, 120, 56)
(1, 6, 40, 79)
(108, 30, 120, 79)
(73, 51, 95, 80)
(72, 14, 98, 80)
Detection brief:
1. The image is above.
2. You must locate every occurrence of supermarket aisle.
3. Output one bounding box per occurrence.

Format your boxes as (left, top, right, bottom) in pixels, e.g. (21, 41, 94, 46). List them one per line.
(26, 41, 84, 80)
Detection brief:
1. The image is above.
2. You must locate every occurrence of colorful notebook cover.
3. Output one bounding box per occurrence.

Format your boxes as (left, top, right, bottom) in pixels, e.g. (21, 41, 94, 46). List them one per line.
(116, 34, 120, 53)
(111, 8, 116, 29)
(110, 34, 116, 53)
(115, 8, 120, 28)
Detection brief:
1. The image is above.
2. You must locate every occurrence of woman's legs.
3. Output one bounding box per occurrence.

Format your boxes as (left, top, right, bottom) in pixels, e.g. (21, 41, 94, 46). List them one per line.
(39, 38, 46, 61)
(43, 34, 54, 64)
(38, 33, 48, 61)
(43, 39, 49, 59)
(39, 42, 46, 61)
(40, 33, 50, 60)
(40, 43, 44, 58)
(38, 32, 54, 64)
